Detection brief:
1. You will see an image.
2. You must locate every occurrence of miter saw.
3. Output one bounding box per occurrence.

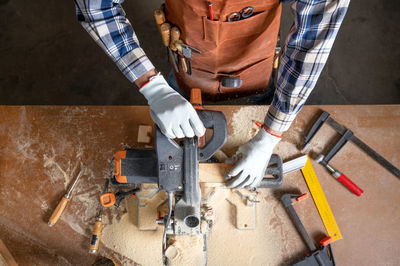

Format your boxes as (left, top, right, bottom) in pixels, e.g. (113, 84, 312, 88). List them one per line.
(102, 109, 284, 264)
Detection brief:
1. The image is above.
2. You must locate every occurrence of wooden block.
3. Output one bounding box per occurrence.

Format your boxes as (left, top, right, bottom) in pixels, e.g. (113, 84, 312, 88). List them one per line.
(226, 191, 257, 230)
(137, 125, 153, 144)
(136, 184, 167, 231)
(199, 163, 230, 184)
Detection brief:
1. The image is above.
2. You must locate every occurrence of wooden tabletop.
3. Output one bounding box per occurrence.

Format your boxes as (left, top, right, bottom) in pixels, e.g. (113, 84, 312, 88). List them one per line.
(0, 105, 399, 265)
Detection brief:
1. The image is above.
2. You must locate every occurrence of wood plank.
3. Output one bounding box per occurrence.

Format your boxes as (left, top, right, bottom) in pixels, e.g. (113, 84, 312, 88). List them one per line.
(199, 163, 230, 184)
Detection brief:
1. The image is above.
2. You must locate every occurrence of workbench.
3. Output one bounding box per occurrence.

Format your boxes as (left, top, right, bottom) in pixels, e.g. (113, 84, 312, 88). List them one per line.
(0, 106, 399, 265)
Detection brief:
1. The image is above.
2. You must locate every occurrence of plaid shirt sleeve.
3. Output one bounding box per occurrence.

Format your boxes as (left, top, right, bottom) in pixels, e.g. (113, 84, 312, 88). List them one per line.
(265, 0, 350, 132)
(73, 0, 154, 83)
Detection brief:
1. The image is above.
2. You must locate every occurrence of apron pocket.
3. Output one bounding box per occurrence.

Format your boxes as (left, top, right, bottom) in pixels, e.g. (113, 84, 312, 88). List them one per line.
(217, 56, 274, 94)
(202, 8, 277, 45)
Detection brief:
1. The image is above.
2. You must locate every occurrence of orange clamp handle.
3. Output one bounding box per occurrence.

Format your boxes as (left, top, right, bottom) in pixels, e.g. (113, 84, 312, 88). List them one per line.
(100, 193, 116, 208)
(295, 193, 308, 202)
(320, 236, 333, 246)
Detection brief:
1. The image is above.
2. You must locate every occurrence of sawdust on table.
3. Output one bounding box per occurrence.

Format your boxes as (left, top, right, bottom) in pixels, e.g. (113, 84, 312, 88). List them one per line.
(99, 185, 307, 266)
(225, 106, 336, 162)
(102, 193, 210, 266)
(40, 200, 49, 212)
(102, 197, 164, 266)
(42, 146, 104, 237)
(206, 188, 302, 266)
(63, 166, 103, 235)
(166, 234, 205, 266)
(224, 106, 267, 156)
(224, 106, 303, 161)
(12, 107, 40, 162)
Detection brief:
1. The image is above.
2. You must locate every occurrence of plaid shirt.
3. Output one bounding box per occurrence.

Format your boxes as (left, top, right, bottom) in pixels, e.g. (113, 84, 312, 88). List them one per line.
(74, 0, 350, 132)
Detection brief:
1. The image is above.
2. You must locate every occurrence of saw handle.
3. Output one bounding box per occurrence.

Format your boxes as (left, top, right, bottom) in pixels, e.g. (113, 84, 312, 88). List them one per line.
(196, 110, 227, 161)
(337, 173, 363, 197)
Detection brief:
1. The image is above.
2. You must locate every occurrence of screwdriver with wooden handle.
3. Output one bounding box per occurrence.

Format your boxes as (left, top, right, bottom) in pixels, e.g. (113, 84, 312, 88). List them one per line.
(170, 26, 180, 51)
(160, 23, 171, 47)
(175, 39, 189, 74)
(89, 179, 109, 253)
(154, 9, 170, 47)
(48, 165, 86, 227)
(153, 9, 166, 31)
(170, 28, 188, 73)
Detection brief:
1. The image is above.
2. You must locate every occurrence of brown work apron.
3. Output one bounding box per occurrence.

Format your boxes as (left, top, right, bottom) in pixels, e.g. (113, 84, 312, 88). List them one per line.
(165, 0, 281, 101)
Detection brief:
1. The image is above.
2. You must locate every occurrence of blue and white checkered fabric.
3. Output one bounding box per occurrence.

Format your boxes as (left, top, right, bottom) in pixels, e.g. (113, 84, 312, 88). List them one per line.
(74, 0, 350, 132)
(266, 0, 350, 131)
(74, 0, 154, 82)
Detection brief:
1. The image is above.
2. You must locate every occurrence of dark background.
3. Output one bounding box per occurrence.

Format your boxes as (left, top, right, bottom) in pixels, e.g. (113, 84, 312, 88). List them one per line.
(0, 0, 399, 105)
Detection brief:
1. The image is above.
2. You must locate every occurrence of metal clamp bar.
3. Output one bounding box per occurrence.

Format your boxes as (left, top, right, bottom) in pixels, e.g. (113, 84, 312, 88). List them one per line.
(327, 118, 400, 179)
(302, 112, 330, 152)
(281, 194, 316, 252)
(322, 129, 353, 165)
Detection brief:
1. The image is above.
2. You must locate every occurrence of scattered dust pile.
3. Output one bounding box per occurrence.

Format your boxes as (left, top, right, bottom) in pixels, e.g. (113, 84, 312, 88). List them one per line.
(224, 106, 301, 160)
(224, 106, 267, 155)
(166, 235, 205, 266)
(102, 197, 164, 265)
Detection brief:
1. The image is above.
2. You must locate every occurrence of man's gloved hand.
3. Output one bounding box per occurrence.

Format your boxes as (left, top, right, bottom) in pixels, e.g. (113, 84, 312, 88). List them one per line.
(139, 74, 206, 139)
(225, 128, 281, 189)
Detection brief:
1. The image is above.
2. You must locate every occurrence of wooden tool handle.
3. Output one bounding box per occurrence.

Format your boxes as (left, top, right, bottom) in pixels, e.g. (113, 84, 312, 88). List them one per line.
(89, 220, 103, 253)
(48, 196, 70, 227)
(273, 51, 280, 69)
(175, 40, 183, 53)
(190, 88, 202, 106)
(160, 23, 171, 47)
(170, 26, 180, 51)
(179, 57, 188, 73)
(153, 9, 166, 27)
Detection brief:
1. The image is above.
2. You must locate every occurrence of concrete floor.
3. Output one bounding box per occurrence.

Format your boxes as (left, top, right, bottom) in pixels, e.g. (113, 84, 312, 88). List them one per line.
(0, 0, 399, 105)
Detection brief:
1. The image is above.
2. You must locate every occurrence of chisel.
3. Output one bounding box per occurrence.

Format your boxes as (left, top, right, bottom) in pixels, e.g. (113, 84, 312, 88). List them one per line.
(160, 23, 171, 47)
(175, 40, 189, 74)
(153, 9, 166, 31)
(48, 165, 86, 227)
(179, 54, 188, 73)
(170, 26, 180, 51)
(89, 179, 109, 253)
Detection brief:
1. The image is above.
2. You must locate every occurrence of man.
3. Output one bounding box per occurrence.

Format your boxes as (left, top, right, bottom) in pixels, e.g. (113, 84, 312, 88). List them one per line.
(74, 0, 350, 189)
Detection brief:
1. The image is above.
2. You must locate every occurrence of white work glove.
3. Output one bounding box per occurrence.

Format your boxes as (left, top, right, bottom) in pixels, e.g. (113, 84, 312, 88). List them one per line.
(225, 129, 281, 189)
(140, 74, 206, 139)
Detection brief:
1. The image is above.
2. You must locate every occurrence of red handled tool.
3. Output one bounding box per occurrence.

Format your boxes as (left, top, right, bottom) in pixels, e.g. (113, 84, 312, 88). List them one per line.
(316, 155, 363, 196)
(208, 2, 214, 20)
